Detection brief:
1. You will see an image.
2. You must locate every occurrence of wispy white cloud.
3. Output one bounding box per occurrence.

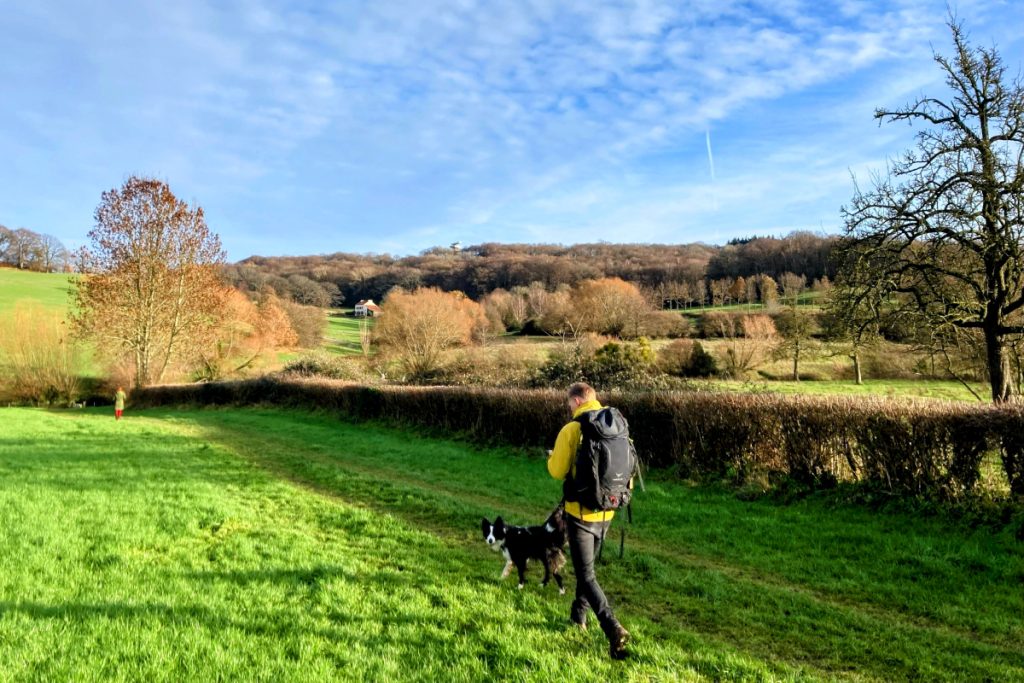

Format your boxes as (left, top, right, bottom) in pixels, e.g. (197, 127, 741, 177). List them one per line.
(0, 0, 1021, 257)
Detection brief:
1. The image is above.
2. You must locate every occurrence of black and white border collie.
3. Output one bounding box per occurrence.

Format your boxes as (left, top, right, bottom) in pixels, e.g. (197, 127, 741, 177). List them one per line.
(481, 506, 567, 593)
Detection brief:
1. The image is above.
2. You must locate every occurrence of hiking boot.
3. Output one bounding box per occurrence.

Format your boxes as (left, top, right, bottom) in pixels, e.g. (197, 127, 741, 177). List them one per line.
(608, 624, 630, 660)
(570, 600, 588, 630)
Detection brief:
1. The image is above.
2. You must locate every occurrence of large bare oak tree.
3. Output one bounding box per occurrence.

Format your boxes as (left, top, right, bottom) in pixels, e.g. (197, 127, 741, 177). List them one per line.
(75, 176, 226, 387)
(837, 22, 1024, 402)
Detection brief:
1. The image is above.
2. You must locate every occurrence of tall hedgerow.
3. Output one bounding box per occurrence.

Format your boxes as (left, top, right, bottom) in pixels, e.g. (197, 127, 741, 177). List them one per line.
(134, 378, 1024, 502)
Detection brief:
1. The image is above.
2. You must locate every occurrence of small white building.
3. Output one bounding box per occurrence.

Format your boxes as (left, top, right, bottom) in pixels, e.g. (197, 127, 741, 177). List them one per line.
(354, 299, 382, 317)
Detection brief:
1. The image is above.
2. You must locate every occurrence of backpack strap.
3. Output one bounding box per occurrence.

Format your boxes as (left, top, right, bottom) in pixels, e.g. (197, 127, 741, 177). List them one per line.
(566, 409, 599, 487)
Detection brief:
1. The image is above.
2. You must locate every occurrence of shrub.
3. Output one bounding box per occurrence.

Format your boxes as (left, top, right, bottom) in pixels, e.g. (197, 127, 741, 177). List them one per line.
(590, 338, 662, 389)
(658, 339, 718, 378)
(657, 339, 694, 376)
(999, 424, 1024, 498)
(281, 352, 374, 382)
(534, 336, 664, 390)
(0, 303, 88, 405)
(281, 300, 325, 348)
(688, 342, 718, 377)
(719, 315, 778, 379)
(627, 311, 690, 339)
(374, 287, 489, 381)
(429, 346, 542, 388)
(699, 311, 742, 338)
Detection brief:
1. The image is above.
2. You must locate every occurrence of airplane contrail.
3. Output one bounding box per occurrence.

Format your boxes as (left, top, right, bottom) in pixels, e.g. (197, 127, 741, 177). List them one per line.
(706, 129, 719, 215)
(705, 129, 716, 181)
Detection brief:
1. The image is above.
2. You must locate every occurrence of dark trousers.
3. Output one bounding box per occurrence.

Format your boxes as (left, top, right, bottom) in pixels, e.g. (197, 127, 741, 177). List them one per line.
(567, 515, 619, 637)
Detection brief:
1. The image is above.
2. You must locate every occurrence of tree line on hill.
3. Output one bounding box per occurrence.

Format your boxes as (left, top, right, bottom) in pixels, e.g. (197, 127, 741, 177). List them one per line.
(0, 224, 69, 272)
(225, 232, 837, 309)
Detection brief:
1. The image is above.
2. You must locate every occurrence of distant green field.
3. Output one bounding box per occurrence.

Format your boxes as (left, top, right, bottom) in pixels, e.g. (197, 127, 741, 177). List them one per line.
(0, 267, 76, 317)
(679, 292, 824, 317)
(703, 378, 987, 402)
(0, 406, 1020, 681)
(323, 309, 373, 355)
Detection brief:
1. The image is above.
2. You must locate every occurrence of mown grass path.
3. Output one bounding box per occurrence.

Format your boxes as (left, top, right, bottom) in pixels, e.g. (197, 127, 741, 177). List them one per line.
(0, 407, 1021, 681)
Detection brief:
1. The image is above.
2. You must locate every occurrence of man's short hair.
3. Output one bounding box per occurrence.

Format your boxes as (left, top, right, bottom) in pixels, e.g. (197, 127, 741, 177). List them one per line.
(568, 382, 596, 401)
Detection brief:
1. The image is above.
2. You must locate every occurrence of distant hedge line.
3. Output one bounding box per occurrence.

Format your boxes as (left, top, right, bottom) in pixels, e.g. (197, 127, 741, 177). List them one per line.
(133, 379, 1024, 501)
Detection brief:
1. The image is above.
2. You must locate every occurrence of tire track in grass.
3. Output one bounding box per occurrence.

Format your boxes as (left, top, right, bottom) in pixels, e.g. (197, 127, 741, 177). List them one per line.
(163, 411, 1024, 680)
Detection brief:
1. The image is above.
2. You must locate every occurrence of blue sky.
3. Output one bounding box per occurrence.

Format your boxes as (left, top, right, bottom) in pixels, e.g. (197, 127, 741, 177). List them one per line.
(2, 1, 1022, 261)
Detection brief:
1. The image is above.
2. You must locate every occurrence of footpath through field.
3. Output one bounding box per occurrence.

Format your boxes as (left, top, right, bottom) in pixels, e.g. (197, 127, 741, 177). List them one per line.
(0, 407, 1021, 682)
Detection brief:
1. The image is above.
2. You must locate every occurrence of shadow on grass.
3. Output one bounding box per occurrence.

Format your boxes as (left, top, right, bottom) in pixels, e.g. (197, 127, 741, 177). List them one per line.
(0, 433, 259, 492)
(0, 595, 460, 658)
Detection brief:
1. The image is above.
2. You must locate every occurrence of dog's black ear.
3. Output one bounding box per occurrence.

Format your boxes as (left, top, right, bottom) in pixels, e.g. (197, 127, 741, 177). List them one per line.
(481, 518, 489, 535)
(495, 516, 504, 529)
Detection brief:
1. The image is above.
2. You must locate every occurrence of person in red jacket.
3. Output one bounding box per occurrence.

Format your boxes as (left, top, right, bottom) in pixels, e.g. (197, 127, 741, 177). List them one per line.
(547, 382, 630, 660)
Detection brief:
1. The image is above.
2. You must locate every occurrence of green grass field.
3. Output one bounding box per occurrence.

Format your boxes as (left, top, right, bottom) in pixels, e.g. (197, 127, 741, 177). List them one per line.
(703, 378, 986, 402)
(1, 407, 1021, 681)
(0, 267, 76, 318)
(678, 292, 824, 317)
(323, 310, 372, 356)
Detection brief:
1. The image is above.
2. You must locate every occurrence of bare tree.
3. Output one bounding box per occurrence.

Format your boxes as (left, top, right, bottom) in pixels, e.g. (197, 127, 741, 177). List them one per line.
(758, 274, 779, 307)
(709, 278, 731, 306)
(374, 287, 487, 380)
(39, 234, 68, 272)
(10, 228, 41, 270)
(822, 287, 882, 386)
(74, 176, 226, 387)
(780, 272, 807, 307)
(836, 22, 1024, 401)
(716, 314, 778, 378)
(571, 277, 650, 336)
(0, 224, 12, 263)
(194, 290, 297, 380)
(775, 308, 816, 381)
(359, 317, 372, 356)
(0, 303, 88, 404)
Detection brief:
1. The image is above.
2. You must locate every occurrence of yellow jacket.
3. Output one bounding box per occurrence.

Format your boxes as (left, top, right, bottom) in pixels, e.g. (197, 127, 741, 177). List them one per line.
(548, 399, 615, 522)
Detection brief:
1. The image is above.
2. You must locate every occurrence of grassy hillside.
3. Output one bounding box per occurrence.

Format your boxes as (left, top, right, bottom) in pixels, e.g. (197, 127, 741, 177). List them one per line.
(323, 310, 372, 356)
(0, 267, 76, 317)
(0, 406, 1020, 681)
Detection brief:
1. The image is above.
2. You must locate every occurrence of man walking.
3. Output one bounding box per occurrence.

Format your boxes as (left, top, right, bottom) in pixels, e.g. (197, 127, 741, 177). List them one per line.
(547, 382, 631, 660)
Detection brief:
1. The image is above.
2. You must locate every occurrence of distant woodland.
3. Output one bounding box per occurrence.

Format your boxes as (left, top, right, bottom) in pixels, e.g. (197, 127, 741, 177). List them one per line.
(226, 232, 839, 307)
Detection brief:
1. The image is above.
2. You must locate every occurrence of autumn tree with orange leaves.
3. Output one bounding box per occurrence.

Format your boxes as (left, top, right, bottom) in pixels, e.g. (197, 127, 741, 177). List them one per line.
(74, 176, 227, 387)
(374, 287, 489, 380)
(572, 277, 651, 337)
(194, 290, 298, 381)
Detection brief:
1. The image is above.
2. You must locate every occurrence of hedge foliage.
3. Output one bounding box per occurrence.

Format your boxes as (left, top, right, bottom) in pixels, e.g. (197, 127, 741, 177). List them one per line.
(133, 379, 1024, 501)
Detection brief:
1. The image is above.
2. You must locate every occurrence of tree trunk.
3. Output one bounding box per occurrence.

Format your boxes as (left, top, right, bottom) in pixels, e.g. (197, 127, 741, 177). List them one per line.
(853, 351, 862, 385)
(792, 341, 800, 381)
(985, 325, 1012, 402)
